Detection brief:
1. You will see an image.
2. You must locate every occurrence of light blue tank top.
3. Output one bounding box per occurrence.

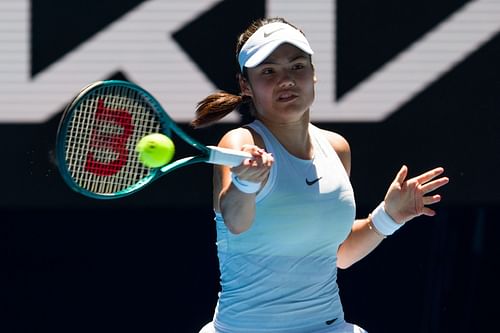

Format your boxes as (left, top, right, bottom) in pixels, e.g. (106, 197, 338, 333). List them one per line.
(213, 120, 356, 333)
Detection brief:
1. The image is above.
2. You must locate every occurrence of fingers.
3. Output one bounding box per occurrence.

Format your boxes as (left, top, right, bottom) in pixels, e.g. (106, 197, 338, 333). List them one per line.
(246, 151, 274, 167)
(393, 165, 408, 184)
(417, 168, 448, 211)
(418, 171, 448, 218)
(240, 144, 273, 166)
(421, 206, 437, 217)
(422, 194, 442, 206)
(232, 144, 274, 183)
(385, 165, 449, 223)
(415, 167, 445, 184)
(419, 176, 449, 194)
(413, 167, 448, 196)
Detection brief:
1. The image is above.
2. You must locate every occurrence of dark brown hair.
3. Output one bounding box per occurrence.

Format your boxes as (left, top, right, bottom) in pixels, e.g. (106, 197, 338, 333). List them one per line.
(190, 17, 302, 128)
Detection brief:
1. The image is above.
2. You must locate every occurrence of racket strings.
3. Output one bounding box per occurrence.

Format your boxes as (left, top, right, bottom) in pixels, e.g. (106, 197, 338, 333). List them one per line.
(110, 86, 160, 194)
(64, 85, 163, 195)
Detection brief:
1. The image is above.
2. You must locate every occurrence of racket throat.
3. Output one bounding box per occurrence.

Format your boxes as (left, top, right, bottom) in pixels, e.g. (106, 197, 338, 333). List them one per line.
(206, 146, 251, 167)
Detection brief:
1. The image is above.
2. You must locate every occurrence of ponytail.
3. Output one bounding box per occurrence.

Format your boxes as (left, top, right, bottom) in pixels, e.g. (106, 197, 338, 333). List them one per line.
(191, 91, 252, 128)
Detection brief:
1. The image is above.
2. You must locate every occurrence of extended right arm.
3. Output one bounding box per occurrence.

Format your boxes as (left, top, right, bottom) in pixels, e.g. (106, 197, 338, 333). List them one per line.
(213, 128, 274, 234)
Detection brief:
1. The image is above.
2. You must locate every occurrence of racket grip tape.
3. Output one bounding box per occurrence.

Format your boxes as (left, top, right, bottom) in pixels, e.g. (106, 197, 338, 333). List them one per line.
(207, 146, 252, 167)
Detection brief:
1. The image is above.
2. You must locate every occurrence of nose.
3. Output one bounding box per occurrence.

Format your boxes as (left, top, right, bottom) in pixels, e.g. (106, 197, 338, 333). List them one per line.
(278, 72, 295, 88)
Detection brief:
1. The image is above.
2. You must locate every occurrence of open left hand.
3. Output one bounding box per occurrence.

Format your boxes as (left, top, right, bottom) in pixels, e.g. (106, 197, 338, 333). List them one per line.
(383, 165, 449, 224)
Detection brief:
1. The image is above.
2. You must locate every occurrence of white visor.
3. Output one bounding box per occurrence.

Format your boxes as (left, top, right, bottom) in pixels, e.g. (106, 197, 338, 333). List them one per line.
(238, 22, 314, 71)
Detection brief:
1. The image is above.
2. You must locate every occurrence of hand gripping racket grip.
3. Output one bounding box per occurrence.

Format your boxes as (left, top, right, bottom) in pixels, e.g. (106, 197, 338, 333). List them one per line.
(207, 146, 252, 167)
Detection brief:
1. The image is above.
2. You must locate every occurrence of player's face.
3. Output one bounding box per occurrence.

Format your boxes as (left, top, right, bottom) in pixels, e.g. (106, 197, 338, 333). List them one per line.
(242, 43, 316, 124)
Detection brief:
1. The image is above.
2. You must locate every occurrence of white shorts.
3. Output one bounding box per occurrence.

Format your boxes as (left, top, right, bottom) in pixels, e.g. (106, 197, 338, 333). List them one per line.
(198, 321, 368, 333)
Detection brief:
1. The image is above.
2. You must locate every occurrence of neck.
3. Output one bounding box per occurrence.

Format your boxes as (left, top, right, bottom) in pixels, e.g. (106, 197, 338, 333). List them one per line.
(257, 112, 313, 160)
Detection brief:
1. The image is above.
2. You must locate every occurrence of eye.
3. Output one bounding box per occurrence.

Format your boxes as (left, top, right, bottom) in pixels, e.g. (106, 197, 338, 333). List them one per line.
(261, 67, 275, 75)
(292, 62, 306, 70)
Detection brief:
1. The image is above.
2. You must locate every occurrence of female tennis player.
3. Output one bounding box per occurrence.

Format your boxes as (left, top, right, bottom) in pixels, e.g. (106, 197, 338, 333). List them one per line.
(192, 17, 449, 333)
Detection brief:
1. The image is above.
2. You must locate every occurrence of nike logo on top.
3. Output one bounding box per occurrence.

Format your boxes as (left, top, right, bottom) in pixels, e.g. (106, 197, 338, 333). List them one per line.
(263, 28, 285, 38)
(305, 177, 322, 186)
(325, 318, 337, 325)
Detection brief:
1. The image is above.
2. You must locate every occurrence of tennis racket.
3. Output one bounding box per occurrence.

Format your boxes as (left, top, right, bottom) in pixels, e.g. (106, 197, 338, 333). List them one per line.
(56, 80, 250, 199)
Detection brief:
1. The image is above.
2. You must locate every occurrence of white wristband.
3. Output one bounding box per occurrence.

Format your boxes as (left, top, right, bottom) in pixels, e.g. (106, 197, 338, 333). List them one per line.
(371, 202, 403, 236)
(230, 172, 261, 194)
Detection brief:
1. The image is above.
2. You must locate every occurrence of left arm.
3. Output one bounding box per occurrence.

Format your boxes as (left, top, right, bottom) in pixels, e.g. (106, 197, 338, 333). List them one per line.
(323, 130, 450, 269)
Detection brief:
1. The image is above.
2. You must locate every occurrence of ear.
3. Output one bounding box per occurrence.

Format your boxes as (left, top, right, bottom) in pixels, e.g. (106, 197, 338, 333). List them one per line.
(238, 74, 253, 97)
(311, 62, 317, 84)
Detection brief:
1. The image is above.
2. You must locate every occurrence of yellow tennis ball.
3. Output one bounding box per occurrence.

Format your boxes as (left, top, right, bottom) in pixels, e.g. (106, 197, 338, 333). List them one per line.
(136, 133, 175, 168)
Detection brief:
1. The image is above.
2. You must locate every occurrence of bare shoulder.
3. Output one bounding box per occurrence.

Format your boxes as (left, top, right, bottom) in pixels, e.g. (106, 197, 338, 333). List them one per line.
(218, 127, 255, 149)
(219, 126, 266, 150)
(318, 128, 351, 175)
(320, 129, 350, 154)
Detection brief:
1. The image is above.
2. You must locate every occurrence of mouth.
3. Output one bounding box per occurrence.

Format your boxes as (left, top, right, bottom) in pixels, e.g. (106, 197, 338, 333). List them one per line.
(277, 91, 298, 102)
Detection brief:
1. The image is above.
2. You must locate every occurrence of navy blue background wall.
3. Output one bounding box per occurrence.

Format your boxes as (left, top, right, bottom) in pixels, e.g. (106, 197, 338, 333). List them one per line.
(3, 1, 500, 332)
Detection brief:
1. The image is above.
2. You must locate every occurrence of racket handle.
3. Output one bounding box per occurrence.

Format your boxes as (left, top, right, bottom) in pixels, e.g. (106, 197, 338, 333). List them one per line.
(207, 146, 252, 167)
